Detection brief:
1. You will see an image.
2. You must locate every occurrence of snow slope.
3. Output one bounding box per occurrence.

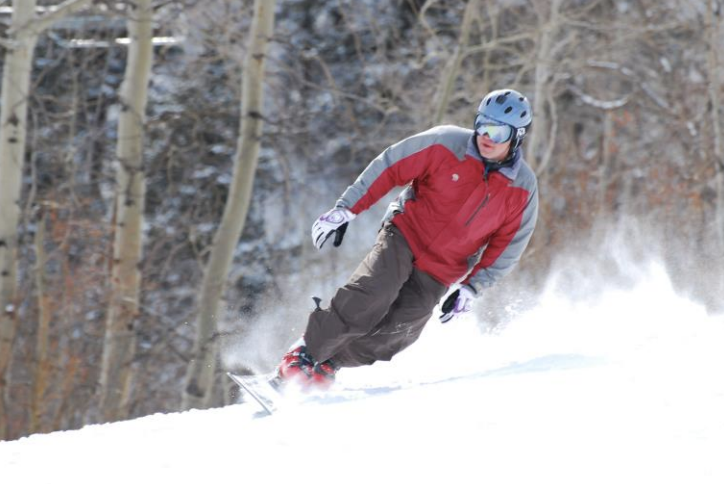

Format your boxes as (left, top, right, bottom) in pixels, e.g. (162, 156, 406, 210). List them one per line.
(1, 261, 723, 484)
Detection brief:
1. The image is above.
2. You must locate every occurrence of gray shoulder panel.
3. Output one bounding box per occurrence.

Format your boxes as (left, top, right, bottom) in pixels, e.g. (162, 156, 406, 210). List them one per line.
(511, 157, 538, 192)
(337, 125, 472, 209)
(427, 125, 473, 160)
(466, 159, 539, 291)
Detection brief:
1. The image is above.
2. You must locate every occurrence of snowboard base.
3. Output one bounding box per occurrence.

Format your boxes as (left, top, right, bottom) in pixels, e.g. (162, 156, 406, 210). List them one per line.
(227, 372, 281, 416)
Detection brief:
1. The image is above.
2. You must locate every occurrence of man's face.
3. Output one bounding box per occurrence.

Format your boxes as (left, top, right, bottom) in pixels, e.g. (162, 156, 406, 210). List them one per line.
(476, 134, 511, 161)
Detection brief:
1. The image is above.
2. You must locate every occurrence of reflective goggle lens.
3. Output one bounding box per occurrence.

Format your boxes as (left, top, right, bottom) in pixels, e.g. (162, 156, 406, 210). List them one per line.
(474, 115, 513, 144)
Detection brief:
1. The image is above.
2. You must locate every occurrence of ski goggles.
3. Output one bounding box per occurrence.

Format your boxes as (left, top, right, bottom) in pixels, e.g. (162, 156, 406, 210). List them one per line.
(474, 114, 513, 144)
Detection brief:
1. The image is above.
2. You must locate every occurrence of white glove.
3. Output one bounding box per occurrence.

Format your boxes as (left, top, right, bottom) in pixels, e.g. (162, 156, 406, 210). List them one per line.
(439, 285, 477, 323)
(311, 207, 356, 250)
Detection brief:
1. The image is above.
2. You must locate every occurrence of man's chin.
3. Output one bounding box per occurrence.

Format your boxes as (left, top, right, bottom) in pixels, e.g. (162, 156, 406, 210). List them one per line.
(481, 150, 502, 160)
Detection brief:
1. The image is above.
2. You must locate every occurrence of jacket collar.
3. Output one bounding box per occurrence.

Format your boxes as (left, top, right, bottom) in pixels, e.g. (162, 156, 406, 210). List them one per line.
(466, 135, 522, 181)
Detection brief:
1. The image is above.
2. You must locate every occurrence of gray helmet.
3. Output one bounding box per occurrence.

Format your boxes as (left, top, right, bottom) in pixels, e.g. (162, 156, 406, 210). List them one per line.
(476, 89, 532, 155)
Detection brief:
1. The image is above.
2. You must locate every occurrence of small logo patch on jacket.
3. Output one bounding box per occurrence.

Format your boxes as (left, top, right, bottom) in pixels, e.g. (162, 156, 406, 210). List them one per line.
(451, 174, 460, 182)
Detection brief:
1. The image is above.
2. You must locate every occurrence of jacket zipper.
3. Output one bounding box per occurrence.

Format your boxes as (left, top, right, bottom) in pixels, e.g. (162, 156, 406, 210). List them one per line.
(465, 193, 490, 226)
(465, 170, 491, 227)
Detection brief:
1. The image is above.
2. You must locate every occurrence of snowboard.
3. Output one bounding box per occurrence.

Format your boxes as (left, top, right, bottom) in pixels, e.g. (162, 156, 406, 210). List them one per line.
(227, 372, 282, 417)
(228, 371, 403, 417)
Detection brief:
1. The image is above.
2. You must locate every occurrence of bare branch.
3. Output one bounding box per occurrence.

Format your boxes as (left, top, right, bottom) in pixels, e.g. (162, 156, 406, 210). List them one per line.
(9, 0, 93, 36)
(0, 37, 14, 50)
(464, 31, 536, 56)
(562, 18, 695, 36)
(418, 0, 443, 40)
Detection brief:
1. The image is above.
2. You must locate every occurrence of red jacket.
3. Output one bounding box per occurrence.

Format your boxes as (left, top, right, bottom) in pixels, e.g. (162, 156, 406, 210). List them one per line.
(338, 125, 538, 291)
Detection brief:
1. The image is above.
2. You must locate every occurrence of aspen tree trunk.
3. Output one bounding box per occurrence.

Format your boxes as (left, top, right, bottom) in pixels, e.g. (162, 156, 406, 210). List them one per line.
(598, 110, 614, 215)
(29, 210, 51, 434)
(183, 0, 277, 410)
(706, 0, 724, 248)
(479, 2, 500, 96)
(0, 0, 38, 442)
(527, 0, 563, 173)
(98, 0, 154, 422)
(0, 0, 92, 441)
(432, 0, 478, 125)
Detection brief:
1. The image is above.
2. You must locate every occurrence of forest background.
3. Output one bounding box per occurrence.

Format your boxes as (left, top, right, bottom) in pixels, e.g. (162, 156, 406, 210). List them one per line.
(0, 0, 722, 441)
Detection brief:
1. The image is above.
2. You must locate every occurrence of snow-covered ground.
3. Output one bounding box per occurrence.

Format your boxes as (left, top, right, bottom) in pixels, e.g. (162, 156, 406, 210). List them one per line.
(1, 261, 723, 484)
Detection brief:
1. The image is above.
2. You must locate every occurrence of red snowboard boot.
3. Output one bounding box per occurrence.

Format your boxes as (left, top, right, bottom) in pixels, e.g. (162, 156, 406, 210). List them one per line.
(277, 342, 337, 391)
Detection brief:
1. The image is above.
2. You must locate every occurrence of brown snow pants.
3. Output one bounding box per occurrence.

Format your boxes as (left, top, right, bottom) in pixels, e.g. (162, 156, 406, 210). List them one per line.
(304, 223, 448, 367)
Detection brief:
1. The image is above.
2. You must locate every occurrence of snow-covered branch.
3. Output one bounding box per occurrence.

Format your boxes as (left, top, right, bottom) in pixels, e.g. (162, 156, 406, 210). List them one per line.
(568, 84, 630, 110)
(571, 59, 673, 113)
(640, 82, 672, 111)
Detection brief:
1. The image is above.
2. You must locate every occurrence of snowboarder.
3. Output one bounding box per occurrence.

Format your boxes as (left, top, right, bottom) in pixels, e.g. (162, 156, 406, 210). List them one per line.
(277, 88, 539, 390)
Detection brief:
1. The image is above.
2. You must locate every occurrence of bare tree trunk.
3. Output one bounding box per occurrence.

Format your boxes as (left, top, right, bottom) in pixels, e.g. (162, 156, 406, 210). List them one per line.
(0, 0, 92, 441)
(432, 0, 478, 125)
(29, 210, 51, 434)
(98, 0, 154, 422)
(598, 109, 614, 215)
(706, 0, 724, 247)
(183, 0, 277, 410)
(527, 0, 563, 173)
(705, 0, 724, 307)
(0, 0, 38, 442)
(479, 1, 500, 96)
